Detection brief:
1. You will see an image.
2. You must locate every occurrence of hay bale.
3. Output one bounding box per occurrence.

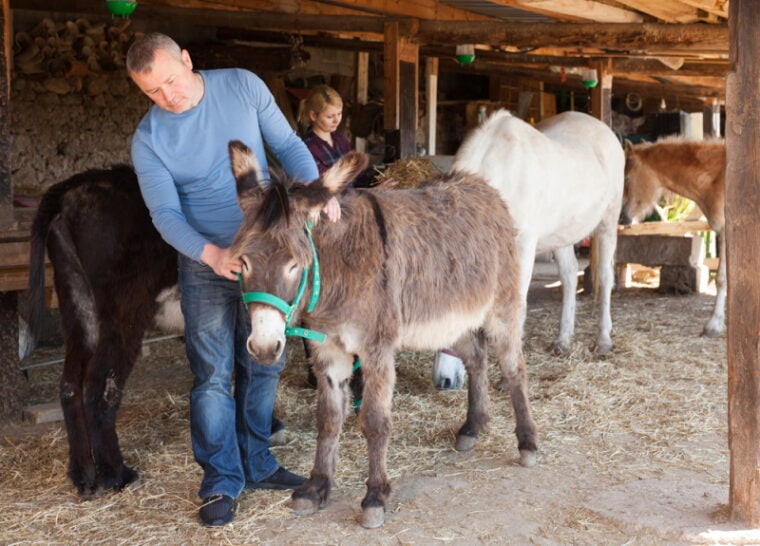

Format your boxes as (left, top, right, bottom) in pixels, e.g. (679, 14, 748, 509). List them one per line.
(373, 157, 442, 189)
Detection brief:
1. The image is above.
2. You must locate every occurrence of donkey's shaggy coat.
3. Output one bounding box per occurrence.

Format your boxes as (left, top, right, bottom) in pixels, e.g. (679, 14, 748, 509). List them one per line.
(228, 141, 536, 528)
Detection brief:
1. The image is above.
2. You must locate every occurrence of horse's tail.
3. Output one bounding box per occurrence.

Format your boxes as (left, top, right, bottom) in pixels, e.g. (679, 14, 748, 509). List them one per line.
(25, 179, 71, 356)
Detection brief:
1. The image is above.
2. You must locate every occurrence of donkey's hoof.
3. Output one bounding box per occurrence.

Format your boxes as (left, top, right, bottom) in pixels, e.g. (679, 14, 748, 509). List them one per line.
(455, 434, 477, 452)
(268, 428, 287, 446)
(360, 506, 385, 529)
(291, 496, 319, 515)
(519, 449, 537, 468)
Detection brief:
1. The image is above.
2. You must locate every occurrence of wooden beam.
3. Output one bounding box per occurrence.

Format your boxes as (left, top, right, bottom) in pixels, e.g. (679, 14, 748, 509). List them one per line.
(726, 0, 760, 528)
(612, 0, 702, 23)
(383, 21, 418, 160)
(415, 22, 728, 53)
(590, 59, 612, 126)
(425, 57, 438, 156)
(296, 0, 492, 21)
(0, 0, 11, 230)
(507, 0, 644, 23)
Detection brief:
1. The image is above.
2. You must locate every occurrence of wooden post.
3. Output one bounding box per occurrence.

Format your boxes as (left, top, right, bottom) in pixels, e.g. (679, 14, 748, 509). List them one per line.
(0, 0, 12, 230)
(591, 60, 613, 127)
(354, 51, 369, 153)
(383, 21, 419, 161)
(703, 97, 721, 138)
(425, 56, 438, 156)
(727, 0, 760, 526)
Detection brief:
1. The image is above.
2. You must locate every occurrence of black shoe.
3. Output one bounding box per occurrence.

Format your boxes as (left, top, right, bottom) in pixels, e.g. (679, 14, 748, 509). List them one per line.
(199, 494, 235, 526)
(246, 467, 306, 491)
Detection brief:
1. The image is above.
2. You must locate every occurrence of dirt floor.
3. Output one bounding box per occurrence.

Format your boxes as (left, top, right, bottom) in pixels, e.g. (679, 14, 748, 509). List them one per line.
(1, 272, 755, 545)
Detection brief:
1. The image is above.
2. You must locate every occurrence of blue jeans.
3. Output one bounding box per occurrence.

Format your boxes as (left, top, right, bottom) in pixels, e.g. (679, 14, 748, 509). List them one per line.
(179, 256, 284, 500)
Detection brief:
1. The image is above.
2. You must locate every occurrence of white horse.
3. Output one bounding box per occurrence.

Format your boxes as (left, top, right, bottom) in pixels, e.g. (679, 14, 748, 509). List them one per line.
(435, 111, 624, 387)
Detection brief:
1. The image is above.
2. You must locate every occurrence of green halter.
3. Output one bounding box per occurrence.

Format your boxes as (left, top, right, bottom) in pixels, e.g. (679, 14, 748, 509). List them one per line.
(238, 219, 326, 343)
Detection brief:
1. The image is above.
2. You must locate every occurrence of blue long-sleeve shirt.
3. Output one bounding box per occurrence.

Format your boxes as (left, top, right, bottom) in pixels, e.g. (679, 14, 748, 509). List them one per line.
(131, 68, 319, 262)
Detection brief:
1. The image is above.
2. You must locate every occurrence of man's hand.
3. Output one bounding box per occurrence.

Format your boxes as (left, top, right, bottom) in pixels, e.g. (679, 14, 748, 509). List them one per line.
(322, 196, 341, 222)
(200, 243, 242, 281)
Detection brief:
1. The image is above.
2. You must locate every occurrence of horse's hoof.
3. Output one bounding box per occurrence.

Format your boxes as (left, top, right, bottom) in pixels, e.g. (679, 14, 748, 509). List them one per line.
(549, 340, 571, 355)
(360, 506, 385, 529)
(701, 326, 724, 338)
(291, 496, 318, 515)
(593, 341, 613, 356)
(455, 434, 477, 452)
(519, 449, 537, 468)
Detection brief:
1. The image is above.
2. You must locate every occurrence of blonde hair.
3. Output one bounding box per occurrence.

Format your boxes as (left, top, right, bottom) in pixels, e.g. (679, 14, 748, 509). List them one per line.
(298, 85, 344, 131)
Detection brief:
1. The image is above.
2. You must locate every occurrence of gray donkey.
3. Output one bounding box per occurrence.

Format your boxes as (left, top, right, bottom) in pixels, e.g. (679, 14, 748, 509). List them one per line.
(228, 140, 537, 528)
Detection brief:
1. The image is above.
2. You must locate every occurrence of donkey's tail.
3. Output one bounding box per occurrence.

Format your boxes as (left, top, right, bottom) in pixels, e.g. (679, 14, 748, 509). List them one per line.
(25, 181, 69, 355)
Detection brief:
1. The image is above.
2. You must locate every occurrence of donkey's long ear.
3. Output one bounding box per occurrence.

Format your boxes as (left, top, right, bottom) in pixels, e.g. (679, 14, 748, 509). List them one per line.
(321, 151, 369, 193)
(623, 139, 634, 154)
(229, 140, 266, 195)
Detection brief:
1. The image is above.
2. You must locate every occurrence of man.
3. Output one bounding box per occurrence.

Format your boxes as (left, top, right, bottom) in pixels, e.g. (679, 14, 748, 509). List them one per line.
(127, 32, 339, 527)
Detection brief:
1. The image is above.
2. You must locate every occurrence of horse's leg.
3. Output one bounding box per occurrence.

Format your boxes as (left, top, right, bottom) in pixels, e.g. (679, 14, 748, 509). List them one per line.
(292, 346, 354, 515)
(452, 330, 490, 452)
(702, 230, 726, 337)
(487, 294, 537, 468)
(592, 220, 617, 355)
(498, 237, 536, 391)
(551, 244, 578, 354)
(357, 346, 395, 529)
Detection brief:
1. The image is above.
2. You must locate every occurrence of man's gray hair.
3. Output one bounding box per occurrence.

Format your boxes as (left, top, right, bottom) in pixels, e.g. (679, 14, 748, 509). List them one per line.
(126, 32, 182, 74)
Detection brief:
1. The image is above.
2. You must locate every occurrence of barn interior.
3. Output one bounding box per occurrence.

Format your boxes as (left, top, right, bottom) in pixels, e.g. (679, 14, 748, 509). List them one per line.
(1, 1, 758, 543)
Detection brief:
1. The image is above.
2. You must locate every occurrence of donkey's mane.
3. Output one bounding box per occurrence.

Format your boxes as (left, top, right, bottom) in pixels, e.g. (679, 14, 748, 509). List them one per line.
(254, 167, 331, 231)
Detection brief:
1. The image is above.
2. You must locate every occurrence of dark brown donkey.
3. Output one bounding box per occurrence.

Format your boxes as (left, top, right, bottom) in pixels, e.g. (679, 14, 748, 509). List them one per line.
(228, 141, 537, 529)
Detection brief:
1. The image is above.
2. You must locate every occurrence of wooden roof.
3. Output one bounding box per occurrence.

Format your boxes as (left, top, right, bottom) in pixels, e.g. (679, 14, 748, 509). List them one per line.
(12, 0, 729, 102)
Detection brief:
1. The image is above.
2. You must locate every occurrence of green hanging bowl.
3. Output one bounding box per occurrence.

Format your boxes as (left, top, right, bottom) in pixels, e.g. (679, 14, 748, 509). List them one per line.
(106, 1, 138, 17)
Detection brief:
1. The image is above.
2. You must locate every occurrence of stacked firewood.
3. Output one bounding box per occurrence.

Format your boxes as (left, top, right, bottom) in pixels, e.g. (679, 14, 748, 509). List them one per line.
(13, 17, 140, 94)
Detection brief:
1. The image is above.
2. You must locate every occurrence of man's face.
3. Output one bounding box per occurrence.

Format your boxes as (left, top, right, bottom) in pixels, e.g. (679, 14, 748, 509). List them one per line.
(130, 49, 200, 114)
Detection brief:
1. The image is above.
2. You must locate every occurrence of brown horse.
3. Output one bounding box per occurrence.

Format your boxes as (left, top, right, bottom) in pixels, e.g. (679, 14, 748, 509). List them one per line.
(227, 141, 536, 528)
(621, 138, 726, 336)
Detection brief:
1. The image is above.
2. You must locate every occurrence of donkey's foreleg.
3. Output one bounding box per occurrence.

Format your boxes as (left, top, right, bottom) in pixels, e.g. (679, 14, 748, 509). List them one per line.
(452, 330, 490, 452)
(702, 231, 726, 337)
(292, 349, 354, 515)
(357, 348, 395, 529)
(552, 245, 578, 354)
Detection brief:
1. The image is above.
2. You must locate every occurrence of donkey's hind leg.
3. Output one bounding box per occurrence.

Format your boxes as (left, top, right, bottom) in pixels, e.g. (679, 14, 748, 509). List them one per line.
(551, 244, 578, 354)
(487, 309, 537, 468)
(292, 346, 354, 515)
(451, 330, 490, 452)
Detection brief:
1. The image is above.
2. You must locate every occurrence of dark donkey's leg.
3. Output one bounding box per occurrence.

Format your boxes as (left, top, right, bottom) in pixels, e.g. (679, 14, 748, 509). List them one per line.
(292, 347, 355, 515)
(452, 329, 491, 452)
(49, 226, 101, 495)
(357, 346, 395, 529)
(82, 324, 143, 492)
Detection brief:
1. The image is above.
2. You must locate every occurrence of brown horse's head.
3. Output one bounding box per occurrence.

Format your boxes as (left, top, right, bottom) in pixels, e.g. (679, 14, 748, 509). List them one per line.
(227, 140, 367, 363)
(621, 140, 661, 225)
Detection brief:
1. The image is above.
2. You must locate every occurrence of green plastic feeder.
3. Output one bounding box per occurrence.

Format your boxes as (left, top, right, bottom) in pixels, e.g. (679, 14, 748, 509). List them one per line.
(581, 80, 599, 89)
(106, 1, 138, 17)
(455, 54, 476, 66)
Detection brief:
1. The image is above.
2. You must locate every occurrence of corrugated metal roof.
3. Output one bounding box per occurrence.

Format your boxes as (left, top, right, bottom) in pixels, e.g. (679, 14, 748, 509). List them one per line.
(439, 0, 555, 22)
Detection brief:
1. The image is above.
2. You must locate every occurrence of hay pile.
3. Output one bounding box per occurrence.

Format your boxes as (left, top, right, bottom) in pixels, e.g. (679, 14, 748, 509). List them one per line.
(372, 157, 443, 189)
(0, 285, 728, 543)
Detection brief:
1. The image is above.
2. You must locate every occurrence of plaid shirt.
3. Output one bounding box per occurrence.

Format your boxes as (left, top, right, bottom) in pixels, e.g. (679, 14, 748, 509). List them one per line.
(302, 130, 352, 175)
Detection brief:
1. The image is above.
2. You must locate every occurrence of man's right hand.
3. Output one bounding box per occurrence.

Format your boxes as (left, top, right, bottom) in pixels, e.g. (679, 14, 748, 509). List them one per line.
(200, 243, 243, 281)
